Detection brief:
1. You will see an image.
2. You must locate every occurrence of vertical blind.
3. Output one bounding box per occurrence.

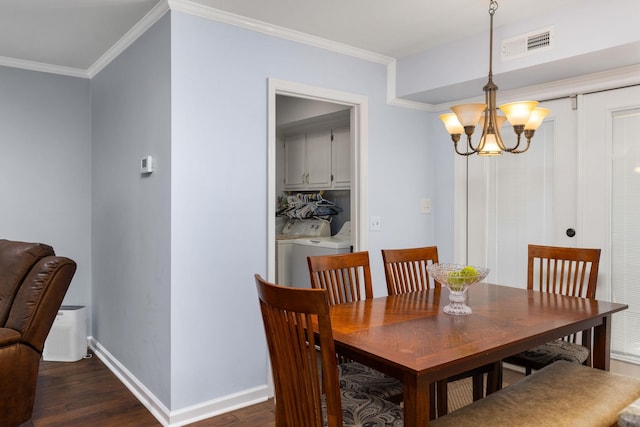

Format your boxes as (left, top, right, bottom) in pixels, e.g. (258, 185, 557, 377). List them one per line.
(611, 108, 640, 361)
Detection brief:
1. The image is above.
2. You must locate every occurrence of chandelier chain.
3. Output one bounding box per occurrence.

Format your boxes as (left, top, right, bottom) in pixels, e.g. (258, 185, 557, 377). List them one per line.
(489, 0, 498, 15)
(487, 1, 496, 79)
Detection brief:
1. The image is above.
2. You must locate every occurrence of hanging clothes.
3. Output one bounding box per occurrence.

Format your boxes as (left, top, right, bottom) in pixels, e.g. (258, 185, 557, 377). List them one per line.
(278, 192, 343, 219)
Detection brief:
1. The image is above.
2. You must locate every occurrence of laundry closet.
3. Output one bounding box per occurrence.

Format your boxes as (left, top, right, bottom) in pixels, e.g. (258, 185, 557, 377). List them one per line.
(275, 96, 352, 288)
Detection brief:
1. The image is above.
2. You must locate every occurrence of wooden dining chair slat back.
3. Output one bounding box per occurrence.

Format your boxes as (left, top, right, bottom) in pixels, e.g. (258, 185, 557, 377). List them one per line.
(381, 246, 500, 417)
(505, 244, 601, 375)
(529, 244, 600, 347)
(306, 251, 405, 407)
(255, 274, 340, 426)
(307, 251, 373, 305)
(255, 274, 404, 427)
(528, 244, 600, 299)
(381, 246, 440, 295)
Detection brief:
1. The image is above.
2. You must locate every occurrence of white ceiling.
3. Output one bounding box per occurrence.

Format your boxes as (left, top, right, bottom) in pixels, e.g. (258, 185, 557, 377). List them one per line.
(0, 0, 582, 71)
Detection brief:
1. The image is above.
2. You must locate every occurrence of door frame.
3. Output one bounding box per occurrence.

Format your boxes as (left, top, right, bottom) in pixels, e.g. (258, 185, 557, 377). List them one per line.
(267, 78, 369, 283)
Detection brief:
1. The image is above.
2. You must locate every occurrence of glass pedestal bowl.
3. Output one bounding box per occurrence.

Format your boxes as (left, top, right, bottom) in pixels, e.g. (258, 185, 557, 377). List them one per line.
(426, 263, 490, 315)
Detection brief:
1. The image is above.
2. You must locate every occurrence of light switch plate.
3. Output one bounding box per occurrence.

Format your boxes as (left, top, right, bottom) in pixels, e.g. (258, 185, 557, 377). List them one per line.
(370, 216, 381, 231)
(140, 155, 153, 174)
(420, 198, 432, 214)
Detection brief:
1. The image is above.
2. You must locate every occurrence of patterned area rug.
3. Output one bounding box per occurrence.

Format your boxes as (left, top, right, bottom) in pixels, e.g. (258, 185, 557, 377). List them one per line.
(447, 378, 476, 412)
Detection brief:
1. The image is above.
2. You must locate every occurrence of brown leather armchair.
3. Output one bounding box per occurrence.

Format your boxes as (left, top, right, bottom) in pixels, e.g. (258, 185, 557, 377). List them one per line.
(0, 239, 76, 427)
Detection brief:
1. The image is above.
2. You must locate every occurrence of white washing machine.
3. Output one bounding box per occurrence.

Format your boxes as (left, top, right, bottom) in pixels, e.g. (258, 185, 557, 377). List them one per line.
(276, 218, 331, 287)
(290, 221, 352, 288)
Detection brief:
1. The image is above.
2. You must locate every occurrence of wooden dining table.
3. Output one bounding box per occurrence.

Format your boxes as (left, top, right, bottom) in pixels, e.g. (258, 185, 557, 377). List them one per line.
(327, 283, 628, 427)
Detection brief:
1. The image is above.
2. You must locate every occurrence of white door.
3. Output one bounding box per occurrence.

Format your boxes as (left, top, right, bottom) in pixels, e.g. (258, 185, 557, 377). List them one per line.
(580, 85, 640, 362)
(461, 97, 578, 287)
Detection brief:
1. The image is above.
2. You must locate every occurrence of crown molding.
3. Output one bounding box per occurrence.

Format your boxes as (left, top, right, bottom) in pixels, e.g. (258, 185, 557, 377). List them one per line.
(386, 61, 433, 111)
(3, 0, 635, 117)
(87, 0, 170, 78)
(0, 56, 89, 79)
(430, 64, 640, 112)
(0, 1, 170, 79)
(168, 0, 394, 66)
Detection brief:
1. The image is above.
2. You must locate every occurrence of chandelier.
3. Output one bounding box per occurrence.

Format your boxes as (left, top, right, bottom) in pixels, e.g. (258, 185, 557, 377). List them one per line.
(440, 0, 550, 156)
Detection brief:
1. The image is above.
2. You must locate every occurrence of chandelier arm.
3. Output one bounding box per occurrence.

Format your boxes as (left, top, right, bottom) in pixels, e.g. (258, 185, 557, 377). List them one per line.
(502, 124, 526, 152)
(502, 133, 522, 152)
(507, 136, 532, 154)
(452, 135, 477, 156)
(464, 126, 482, 153)
(509, 129, 536, 153)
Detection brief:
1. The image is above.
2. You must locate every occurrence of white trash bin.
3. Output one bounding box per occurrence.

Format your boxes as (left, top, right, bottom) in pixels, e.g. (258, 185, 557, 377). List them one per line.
(43, 305, 87, 362)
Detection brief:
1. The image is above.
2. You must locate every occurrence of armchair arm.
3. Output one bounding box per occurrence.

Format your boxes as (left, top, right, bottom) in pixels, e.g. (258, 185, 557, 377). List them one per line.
(0, 328, 21, 347)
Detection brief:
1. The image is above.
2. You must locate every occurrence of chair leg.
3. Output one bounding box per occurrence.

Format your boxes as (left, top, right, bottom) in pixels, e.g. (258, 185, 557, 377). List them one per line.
(436, 379, 448, 417)
(486, 361, 503, 395)
(471, 374, 484, 401)
(430, 382, 437, 420)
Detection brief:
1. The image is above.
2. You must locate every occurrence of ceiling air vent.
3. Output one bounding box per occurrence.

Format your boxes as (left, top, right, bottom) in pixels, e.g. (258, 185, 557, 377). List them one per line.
(501, 26, 554, 61)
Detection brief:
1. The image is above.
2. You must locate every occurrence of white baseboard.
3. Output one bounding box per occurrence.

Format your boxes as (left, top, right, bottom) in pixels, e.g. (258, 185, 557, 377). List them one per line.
(612, 357, 640, 379)
(502, 362, 526, 375)
(88, 337, 271, 427)
(169, 385, 270, 427)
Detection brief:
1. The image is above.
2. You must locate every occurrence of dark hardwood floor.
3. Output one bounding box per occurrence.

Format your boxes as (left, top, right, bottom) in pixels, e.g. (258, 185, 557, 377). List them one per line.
(25, 351, 522, 426)
(25, 351, 275, 426)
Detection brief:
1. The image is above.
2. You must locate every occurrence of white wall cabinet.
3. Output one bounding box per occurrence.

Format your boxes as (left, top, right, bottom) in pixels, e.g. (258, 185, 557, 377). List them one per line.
(331, 126, 350, 189)
(280, 108, 350, 191)
(283, 126, 350, 191)
(283, 130, 332, 190)
(283, 133, 307, 189)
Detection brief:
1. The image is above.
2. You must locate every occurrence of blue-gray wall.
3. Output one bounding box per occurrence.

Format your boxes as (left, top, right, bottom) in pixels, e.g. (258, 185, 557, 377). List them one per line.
(0, 65, 91, 312)
(91, 13, 172, 406)
(169, 11, 435, 410)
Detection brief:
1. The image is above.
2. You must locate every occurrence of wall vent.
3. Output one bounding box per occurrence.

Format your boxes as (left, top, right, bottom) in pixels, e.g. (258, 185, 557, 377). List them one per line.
(501, 26, 554, 61)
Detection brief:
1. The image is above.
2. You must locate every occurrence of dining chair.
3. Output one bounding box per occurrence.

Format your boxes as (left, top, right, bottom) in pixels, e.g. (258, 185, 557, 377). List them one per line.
(381, 246, 440, 295)
(307, 251, 406, 406)
(254, 274, 404, 427)
(307, 251, 374, 304)
(381, 246, 501, 417)
(504, 244, 601, 375)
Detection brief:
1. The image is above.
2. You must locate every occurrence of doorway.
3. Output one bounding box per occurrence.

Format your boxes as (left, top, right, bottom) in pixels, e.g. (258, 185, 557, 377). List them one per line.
(456, 83, 640, 374)
(267, 79, 369, 283)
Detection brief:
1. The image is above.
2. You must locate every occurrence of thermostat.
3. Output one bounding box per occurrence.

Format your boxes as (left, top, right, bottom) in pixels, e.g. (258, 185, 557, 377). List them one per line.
(140, 156, 153, 174)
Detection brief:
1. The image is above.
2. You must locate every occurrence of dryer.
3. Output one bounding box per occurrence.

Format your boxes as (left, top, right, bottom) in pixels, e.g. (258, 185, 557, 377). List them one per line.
(276, 218, 331, 287)
(290, 221, 352, 288)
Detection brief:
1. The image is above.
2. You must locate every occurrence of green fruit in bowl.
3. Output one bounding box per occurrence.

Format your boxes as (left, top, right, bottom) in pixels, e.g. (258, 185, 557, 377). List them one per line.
(448, 266, 478, 290)
(461, 266, 477, 276)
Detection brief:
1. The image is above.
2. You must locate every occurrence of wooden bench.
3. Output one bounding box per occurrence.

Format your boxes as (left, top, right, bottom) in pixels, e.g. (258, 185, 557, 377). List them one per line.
(431, 360, 640, 427)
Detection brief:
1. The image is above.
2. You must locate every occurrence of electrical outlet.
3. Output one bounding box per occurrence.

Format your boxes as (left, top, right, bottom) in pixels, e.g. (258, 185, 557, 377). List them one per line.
(369, 216, 381, 231)
(420, 198, 432, 214)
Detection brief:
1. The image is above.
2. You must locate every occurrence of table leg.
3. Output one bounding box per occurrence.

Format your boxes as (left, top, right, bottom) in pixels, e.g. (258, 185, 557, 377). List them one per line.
(592, 314, 612, 371)
(403, 373, 431, 427)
